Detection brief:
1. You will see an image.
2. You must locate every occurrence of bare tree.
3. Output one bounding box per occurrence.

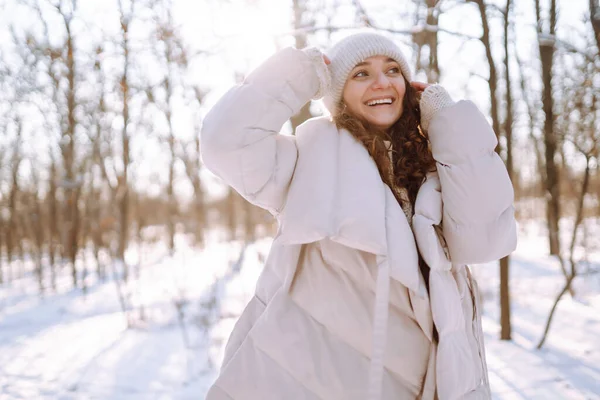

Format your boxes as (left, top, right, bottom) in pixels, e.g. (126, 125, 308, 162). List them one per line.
(412, 0, 442, 83)
(186, 132, 206, 247)
(516, 57, 545, 197)
(0, 53, 10, 286)
(47, 155, 59, 290)
(467, 0, 500, 137)
(226, 188, 238, 242)
(590, 0, 600, 54)
(84, 41, 135, 314)
(467, 0, 512, 339)
(0, 145, 5, 285)
(147, 0, 191, 253)
(289, 0, 315, 133)
(182, 87, 207, 247)
(515, 55, 570, 292)
(30, 8, 65, 287)
(537, 55, 598, 347)
(243, 201, 256, 244)
(499, 0, 514, 341)
(20, 0, 87, 288)
(24, 159, 46, 294)
(116, 0, 137, 280)
(6, 118, 23, 283)
(61, 1, 82, 287)
(536, 0, 561, 256)
(88, 45, 110, 281)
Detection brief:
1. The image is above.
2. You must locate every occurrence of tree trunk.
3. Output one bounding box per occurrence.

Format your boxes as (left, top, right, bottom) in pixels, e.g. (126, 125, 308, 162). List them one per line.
(499, 0, 514, 341)
(226, 188, 237, 242)
(194, 180, 206, 247)
(536, 0, 561, 256)
(471, 0, 501, 139)
(160, 13, 179, 255)
(7, 121, 22, 283)
(165, 91, 177, 255)
(184, 146, 206, 248)
(192, 135, 206, 247)
(244, 201, 256, 243)
(48, 158, 58, 290)
(7, 168, 17, 283)
(0, 217, 3, 284)
(470, 0, 510, 339)
(425, 0, 440, 83)
(91, 210, 104, 281)
(167, 128, 176, 253)
(118, 0, 133, 280)
(91, 51, 110, 282)
(63, 14, 80, 288)
(590, 0, 600, 55)
(69, 187, 82, 288)
(537, 156, 591, 349)
(290, 0, 313, 133)
(26, 163, 47, 294)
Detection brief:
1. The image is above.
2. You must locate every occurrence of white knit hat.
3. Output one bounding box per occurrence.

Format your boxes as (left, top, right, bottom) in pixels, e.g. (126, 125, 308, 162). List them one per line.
(324, 32, 412, 115)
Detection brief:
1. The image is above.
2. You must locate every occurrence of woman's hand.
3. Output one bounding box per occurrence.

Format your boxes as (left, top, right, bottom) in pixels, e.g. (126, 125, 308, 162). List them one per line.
(410, 81, 431, 92)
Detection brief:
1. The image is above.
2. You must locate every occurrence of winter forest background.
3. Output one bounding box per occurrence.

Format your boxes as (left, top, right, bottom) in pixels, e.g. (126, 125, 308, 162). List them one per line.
(0, 0, 599, 398)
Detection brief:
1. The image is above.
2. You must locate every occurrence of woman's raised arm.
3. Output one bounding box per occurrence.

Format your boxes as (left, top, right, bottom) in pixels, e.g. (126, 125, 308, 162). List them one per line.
(201, 47, 328, 215)
(421, 85, 517, 264)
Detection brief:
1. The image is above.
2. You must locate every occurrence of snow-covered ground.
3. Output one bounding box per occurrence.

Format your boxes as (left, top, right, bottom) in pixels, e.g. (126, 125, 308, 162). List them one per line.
(0, 222, 599, 399)
(473, 220, 600, 400)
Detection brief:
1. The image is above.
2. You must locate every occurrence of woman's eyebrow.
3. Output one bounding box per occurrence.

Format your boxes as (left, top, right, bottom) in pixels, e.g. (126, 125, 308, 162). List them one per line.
(353, 57, 398, 68)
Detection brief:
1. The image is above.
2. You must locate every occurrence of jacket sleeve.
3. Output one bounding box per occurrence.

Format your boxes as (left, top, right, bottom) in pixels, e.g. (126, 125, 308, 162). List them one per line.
(200, 47, 327, 215)
(421, 85, 517, 264)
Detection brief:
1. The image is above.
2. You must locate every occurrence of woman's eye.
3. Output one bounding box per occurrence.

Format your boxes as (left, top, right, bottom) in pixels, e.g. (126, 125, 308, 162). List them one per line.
(387, 67, 400, 74)
(354, 71, 368, 78)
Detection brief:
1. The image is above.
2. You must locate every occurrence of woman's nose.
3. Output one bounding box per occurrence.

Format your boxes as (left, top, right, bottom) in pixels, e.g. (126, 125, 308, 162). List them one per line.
(372, 72, 391, 89)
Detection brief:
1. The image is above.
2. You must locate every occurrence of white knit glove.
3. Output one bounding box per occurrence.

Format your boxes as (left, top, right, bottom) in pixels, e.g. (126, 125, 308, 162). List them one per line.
(420, 84, 456, 132)
(301, 47, 331, 100)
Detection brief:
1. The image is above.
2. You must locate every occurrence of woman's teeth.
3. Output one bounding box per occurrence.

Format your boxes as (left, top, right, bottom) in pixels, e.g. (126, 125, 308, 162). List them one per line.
(367, 98, 393, 106)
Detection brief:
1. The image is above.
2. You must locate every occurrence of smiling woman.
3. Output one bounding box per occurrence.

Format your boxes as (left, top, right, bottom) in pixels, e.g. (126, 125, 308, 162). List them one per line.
(200, 30, 516, 400)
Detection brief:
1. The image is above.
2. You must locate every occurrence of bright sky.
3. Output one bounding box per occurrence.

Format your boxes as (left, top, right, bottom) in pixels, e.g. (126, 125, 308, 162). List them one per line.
(0, 0, 593, 199)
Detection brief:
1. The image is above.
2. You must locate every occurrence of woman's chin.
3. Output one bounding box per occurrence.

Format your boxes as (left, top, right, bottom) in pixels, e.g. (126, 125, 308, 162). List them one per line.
(362, 109, 401, 129)
(364, 116, 398, 130)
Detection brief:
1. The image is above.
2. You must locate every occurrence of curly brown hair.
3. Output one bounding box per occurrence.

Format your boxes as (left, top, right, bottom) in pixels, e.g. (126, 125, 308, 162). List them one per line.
(333, 76, 436, 208)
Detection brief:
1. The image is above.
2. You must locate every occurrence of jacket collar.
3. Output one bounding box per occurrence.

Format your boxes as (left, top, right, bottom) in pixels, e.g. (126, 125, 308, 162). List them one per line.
(275, 116, 427, 298)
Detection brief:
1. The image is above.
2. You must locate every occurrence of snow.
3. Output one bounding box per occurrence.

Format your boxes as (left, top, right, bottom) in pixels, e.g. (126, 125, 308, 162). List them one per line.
(470, 219, 600, 399)
(0, 222, 599, 399)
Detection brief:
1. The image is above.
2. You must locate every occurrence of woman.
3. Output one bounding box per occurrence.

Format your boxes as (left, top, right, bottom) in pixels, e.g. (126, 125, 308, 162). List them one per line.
(201, 32, 516, 400)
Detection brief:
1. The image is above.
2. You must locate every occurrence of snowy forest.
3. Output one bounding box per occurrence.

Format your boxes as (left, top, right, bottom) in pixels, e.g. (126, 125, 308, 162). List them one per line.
(0, 0, 599, 398)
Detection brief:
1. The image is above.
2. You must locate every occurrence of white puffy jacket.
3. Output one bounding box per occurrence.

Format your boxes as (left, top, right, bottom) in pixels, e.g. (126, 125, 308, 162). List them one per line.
(201, 47, 517, 400)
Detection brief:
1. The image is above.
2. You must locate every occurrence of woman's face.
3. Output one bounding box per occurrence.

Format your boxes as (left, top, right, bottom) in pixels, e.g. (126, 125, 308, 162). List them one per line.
(341, 55, 406, 130)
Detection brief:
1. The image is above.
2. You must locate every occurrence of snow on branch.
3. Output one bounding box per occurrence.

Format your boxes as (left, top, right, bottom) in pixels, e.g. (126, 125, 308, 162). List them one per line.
(289, 24, 479, 41)
(538, 32, 556, 47)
